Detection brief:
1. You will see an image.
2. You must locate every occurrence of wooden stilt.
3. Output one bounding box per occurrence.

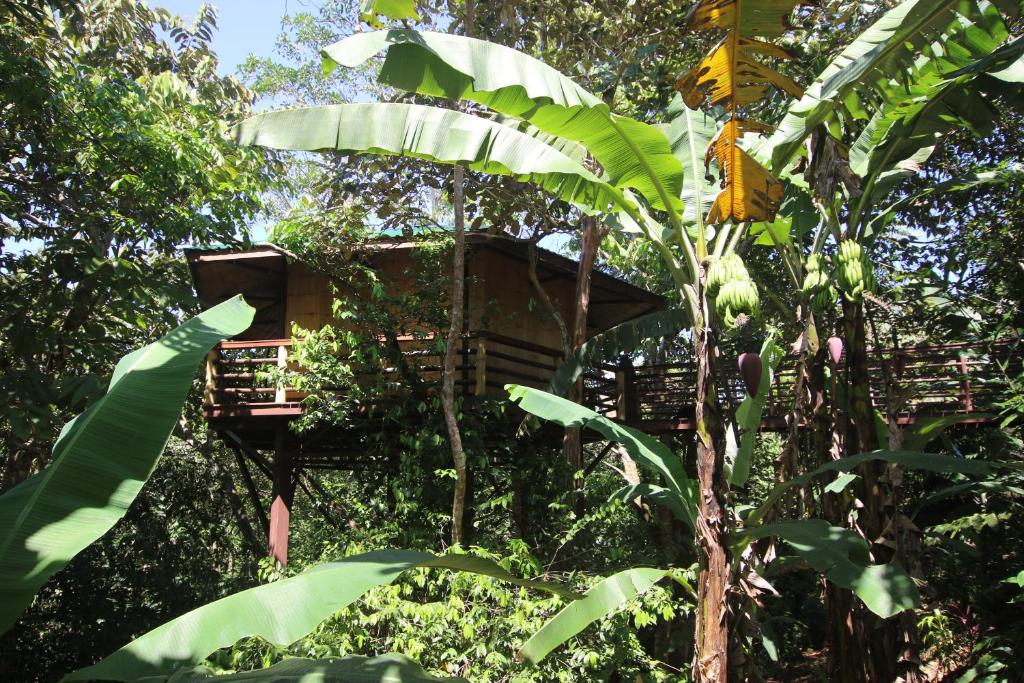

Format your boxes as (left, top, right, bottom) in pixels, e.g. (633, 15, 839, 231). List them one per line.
(268, 425, 295, 566)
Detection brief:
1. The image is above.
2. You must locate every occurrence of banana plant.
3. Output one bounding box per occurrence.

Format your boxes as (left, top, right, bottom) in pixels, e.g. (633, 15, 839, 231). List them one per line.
(232, 29, 766, 678)
(506, 384, 990, 664)
(0, 296, 254, 636)
(743, 2, 1024, 678)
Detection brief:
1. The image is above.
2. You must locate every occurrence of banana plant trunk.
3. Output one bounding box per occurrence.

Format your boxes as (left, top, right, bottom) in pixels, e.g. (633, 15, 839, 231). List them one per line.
(812, 333, 870, 683)
(841, 297, 915, 682)
(693, 285, 730, 682)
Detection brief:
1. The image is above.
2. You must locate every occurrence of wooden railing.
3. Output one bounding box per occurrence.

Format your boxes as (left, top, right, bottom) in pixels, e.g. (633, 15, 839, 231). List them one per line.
(605, 340, 1019, 430)
(204, 336, 1018, 427)
(204, 331, 569, 418)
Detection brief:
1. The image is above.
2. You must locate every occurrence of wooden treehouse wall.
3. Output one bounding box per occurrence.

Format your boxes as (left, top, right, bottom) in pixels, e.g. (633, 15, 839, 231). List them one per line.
(279, 245, 575, 395)
(468, 248, 572, 395)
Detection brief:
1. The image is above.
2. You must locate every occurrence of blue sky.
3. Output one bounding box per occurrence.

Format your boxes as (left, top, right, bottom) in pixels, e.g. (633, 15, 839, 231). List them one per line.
(157, 1, 301, 241)
(157, 0, 297, 75)
(155, 1, 571, 252)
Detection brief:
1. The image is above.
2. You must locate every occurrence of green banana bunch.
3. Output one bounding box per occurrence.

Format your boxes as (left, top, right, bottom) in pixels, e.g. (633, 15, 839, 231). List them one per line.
(706, 253, 744, 298)
(706, 253, 759, 330)
(801, 253, 837, 314)
(835, 240, 875, 301)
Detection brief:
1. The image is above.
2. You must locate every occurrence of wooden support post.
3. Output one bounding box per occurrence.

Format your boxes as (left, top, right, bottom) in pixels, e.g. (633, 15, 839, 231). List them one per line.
(268, 425, 295, 566)
(274, 344, 288, 404)
(204, 349, 219, 406)
(616, 357, 638, 422)
(474, 337, 487, 396)
(959, 354, 973, 413)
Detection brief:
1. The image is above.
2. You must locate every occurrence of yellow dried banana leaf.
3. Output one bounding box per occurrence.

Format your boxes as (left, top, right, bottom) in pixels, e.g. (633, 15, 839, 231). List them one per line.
(705, 119, 784, 223)
(676, 34, 803, 110)
(686, 0, 806, 38)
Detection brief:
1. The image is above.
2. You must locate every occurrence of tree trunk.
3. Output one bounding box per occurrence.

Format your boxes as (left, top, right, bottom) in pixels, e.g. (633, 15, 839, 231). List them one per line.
(813, 337, 870, 683)
(693, 283, 729, 683)
(442, 162, 470, 547)
(563, 214, 601, 513)
(441, 0, 475, 547)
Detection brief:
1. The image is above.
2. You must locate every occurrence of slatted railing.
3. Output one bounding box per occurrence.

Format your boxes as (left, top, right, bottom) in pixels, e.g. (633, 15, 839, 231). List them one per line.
(204, 331, 569, 418)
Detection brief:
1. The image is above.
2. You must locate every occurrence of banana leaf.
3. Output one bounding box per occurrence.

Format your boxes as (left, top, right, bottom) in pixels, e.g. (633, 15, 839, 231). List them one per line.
(609, 483, 692, 525)
(320, 30, 685, 215)
(67, 550, 576, 681)
(0, 295, 254, 635)
(769, 0, 1016, 172)
(518, 568, 667, 665)
(903, 414, 997, 451)
(507, 385, 697, 530)
(747, 449, 989, 527)
(747, 519, 919, 618)
(659, 95, 719, 226)
(232, 102, 626, 215)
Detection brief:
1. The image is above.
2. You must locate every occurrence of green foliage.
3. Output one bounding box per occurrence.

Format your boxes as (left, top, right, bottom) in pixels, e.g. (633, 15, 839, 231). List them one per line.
(232, 103, 627, 213)
(0, 296, 254, 635)
(69, 550, 576, 681)
(768, 0, 1019, 172)
(321, 30, 686, 215)
(746, 520, 919, 619)
(508, 385, 698, 530)
(229, 544, 686, 683)
(0, 2, 271, 459)
(360, 0, 420, 28)
(172, 654, 467, 682)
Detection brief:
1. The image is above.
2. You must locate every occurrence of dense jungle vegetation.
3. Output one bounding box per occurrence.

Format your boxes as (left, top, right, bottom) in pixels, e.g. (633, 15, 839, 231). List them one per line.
(1, 0, 1023, 681)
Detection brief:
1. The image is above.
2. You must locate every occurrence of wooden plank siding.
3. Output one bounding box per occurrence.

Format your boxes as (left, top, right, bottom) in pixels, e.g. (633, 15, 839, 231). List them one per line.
(468, 248, 573, 396)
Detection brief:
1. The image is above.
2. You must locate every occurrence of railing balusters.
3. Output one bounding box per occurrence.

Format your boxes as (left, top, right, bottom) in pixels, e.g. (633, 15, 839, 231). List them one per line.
(475, 337, 487, 396)
(274, 344, 288, 404)
(959, 354, 974, 413)
(204, 336, 1011, 425)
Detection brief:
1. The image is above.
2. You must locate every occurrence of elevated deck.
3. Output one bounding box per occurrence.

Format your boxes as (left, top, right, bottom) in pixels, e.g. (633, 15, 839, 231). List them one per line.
(205, 336, 1017, 438)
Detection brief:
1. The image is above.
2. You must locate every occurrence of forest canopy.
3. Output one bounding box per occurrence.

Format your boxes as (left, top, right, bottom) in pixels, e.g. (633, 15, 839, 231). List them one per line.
(1, 1, 1023, 681)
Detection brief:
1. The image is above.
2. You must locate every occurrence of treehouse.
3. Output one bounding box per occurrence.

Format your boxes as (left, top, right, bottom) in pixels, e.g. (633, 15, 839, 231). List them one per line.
(185, 234, 665, 564)
(186, 235, 1014, 565)
(187, 234, 665, 419)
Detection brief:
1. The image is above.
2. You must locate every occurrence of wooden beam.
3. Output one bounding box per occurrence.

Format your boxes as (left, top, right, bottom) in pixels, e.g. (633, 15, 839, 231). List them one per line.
(194, 250, 285, 262)
(227, 442, 269, 537)
(582, 441, 615, 477)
